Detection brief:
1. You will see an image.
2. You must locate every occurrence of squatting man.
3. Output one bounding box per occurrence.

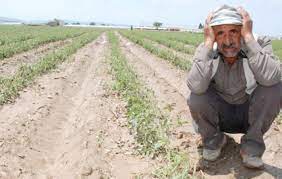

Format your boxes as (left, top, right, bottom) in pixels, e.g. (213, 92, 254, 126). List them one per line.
(187, 5, 281, 169)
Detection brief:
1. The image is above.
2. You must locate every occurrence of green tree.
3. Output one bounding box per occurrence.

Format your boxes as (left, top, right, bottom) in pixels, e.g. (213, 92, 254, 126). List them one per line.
(47, 18, 64, 26)
(198, 23, 204, 29)
(153, 22, 163, 30)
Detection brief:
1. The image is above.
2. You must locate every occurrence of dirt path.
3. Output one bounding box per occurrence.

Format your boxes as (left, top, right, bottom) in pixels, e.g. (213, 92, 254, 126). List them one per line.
(0, 38, 72, 78)
(119, 33, 282, 179)
(0, 33, 155, 178)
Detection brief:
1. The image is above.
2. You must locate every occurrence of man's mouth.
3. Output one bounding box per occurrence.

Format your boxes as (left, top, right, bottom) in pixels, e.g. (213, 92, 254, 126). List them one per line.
(224, 47, 236, 51)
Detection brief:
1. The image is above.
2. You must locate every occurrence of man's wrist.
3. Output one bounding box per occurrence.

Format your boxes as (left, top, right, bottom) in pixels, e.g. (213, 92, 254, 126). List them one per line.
(204, 40, 214, 50)
(194, 43, 214, 61)
(243, 33, 255, 43)
(244, 38, 262, 58)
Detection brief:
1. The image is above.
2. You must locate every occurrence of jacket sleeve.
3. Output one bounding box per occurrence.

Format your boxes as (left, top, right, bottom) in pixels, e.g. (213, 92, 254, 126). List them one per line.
(244, 36, 281, 86)
(187, 43, 214, 94)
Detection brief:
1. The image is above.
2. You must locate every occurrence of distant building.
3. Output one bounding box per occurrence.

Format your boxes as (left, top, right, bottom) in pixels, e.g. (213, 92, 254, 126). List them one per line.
(167, 27, 181, 31)
(134, 26, 182, 31)
(185, 29, 204, 33)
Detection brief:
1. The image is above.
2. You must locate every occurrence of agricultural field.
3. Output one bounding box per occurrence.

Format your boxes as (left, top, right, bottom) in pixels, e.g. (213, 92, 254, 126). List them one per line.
(0, 25, 94, 59)
(0, 26, 281, 178)
(272, 39, 282, 60)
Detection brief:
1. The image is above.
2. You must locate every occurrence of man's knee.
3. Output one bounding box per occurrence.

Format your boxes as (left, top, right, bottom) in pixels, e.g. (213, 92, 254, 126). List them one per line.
(187, 92, 210, 112)
(256, 81, 281, 95)
(252, 82, 281, 106)
(250, 82, 281, 133)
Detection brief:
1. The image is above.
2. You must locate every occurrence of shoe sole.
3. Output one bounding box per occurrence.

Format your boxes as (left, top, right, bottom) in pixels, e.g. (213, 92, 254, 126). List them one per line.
(240, 150, 264, 170)
(243, 162, 264, 170)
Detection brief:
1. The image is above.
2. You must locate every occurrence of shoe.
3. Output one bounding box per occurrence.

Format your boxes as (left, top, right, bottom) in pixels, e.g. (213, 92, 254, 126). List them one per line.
(240, 150, 264, 169)
(203, 135, 227, 161)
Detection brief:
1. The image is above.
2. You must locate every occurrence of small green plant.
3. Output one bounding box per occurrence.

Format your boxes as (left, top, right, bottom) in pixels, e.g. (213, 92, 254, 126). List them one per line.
(176, 117, 188, 127)
(153, 150, 192, 179)
(96, 130, 104, 147)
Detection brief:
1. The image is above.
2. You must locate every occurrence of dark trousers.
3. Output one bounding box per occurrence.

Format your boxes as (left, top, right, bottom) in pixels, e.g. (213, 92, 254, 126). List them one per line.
(187, 82, 282, 157)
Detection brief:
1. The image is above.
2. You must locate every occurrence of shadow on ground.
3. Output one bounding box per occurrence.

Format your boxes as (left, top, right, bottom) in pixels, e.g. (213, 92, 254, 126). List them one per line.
(197, 136, 282, 178)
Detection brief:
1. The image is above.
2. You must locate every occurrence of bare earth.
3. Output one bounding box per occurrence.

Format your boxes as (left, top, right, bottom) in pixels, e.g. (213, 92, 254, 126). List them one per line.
(0, 34, 155, 178)
(0, 32, 281, 179)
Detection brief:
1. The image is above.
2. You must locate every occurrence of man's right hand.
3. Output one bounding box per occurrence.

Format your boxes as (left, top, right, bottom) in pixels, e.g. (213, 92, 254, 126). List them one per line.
(204, 12, 215, 50)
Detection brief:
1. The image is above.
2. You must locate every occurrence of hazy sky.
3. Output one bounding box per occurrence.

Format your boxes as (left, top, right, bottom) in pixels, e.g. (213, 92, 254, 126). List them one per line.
(1, 0, 282, 36)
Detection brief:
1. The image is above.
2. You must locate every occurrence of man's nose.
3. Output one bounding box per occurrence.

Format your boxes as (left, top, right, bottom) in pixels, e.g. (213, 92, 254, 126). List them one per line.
(224, 36, 232, 46)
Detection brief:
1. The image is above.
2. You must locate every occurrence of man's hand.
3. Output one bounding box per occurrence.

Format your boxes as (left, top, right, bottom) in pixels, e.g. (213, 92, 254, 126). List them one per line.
(237, 7, 255, 43)
(204, 12, 215, 50)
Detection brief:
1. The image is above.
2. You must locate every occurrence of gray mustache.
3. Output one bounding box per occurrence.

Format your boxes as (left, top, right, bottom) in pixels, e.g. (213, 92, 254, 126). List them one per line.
(222, 43, 236, 49)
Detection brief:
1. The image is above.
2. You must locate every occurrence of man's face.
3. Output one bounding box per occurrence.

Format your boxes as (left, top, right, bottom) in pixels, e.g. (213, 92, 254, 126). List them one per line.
(213, 24, 242, 58)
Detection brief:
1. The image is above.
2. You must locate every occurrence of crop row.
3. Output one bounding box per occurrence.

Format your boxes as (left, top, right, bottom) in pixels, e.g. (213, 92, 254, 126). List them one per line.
(0, 26, 97, 60)
(0, 25, 40, 45)
(127, 30, 196, 54)
(0, 30, 101, 104)
(108, 31, 167, 155)
(142, 31, 203, 46)
(0, 25, 90, 46)
(108, 31, 193, 178)
(120, 31, 192, 71)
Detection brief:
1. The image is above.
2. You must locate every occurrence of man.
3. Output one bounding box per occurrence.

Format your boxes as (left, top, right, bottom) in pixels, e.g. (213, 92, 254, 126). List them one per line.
(187, 5, 281, 169)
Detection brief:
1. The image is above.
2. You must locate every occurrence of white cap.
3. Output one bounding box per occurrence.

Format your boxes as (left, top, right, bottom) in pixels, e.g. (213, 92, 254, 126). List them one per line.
(210, 5, 242, 27)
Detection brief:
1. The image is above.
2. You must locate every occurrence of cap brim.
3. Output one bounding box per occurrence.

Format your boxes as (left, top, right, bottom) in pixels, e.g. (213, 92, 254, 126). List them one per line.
(210, 20, 242, 27)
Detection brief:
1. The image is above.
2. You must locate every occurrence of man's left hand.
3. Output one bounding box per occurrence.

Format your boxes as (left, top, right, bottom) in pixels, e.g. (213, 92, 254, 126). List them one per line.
(237, 7, 255, 43)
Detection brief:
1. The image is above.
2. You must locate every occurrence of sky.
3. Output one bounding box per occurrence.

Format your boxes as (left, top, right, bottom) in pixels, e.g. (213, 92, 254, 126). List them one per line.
(1, 0, 282, 36)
